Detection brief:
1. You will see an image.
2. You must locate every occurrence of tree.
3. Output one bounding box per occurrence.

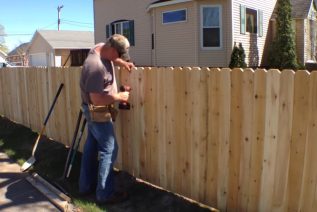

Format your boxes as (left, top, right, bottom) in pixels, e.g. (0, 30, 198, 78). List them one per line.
(0, 24, 9, 53)
(268, 0, 299, 69)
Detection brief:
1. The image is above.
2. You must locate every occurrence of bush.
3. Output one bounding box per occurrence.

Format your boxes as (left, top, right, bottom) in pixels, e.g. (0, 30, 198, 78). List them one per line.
(229, 42, 247, 68)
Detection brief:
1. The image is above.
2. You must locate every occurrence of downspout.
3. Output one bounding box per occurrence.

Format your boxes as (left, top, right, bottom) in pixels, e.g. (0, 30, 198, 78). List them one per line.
(229, 0, 234, 67)
(194, 1, 198, 66)
(152, 9, 157, 66)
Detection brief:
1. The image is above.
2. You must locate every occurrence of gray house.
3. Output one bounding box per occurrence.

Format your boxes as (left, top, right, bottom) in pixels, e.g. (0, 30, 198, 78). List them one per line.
(27, 30, 94, 67)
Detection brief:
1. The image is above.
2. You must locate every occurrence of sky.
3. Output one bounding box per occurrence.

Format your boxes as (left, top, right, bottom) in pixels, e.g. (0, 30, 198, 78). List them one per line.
(0, 0, 94, 52)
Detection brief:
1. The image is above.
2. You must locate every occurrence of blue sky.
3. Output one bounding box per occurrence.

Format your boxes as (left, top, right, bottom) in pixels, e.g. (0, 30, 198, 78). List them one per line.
(0, 0, 94, 51)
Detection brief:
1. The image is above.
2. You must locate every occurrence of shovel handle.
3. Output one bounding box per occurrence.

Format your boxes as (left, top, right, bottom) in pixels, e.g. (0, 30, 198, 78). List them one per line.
(31, 126, 46, 156)
(43, 83, 64, 125)
(31, 83, 64, 156)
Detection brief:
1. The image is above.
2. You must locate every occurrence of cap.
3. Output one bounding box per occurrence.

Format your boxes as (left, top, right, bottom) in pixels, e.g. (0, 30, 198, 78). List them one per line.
(108, 34, 130, 61)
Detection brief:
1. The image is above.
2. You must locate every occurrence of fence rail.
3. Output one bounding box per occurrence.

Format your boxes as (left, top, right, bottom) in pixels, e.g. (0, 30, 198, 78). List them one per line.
(0, 67, 316, 211)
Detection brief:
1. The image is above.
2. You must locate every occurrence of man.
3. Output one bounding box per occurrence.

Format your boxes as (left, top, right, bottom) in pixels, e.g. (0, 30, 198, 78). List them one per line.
(79, 34, 134, 204)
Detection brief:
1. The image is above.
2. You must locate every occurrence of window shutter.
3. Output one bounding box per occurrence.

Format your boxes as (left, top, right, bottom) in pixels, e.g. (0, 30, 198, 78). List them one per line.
(240, 5, 246, 34)
(129, 20, 135, 46)
(258, 10, 263, 37)
(106, 24, 110, 38)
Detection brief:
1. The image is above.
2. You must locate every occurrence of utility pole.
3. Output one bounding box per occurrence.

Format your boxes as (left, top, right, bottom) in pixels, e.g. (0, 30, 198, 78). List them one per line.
(57, 5, 64, 31)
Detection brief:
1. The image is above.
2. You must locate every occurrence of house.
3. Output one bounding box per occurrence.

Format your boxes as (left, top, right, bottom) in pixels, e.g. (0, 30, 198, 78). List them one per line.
(270, 0, 317, 66)
(290, 0, 317, 65)
(27, 30, 94, 67)
(7, 42, 29, 66)
(94, 0, 279, 67)
(94, 0, 317, 68)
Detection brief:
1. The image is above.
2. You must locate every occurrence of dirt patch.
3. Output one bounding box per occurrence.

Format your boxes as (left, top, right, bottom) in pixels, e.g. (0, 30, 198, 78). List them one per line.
(0, 116, 218, 212)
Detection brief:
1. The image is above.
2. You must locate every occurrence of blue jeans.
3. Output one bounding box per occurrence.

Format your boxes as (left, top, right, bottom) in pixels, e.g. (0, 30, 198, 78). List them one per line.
(79, 104, 118, 201)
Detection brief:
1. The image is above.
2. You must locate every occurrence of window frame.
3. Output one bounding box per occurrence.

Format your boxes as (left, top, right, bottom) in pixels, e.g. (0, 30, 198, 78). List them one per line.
(240, 5, 263, 37)
(106, 20, 135, 46)
(200, 5, 223, 50)
(162, 8, 187, 24)
(114, 21, 129, 35)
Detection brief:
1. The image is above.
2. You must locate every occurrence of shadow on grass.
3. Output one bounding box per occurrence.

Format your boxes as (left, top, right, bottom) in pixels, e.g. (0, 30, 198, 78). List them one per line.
(0, 116, 217, 212)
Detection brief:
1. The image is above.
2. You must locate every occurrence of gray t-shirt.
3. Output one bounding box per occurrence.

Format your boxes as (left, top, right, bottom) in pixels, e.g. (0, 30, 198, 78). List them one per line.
(80, 45, 118, 104)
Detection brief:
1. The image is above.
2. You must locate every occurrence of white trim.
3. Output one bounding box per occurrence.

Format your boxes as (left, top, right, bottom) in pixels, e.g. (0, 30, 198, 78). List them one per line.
(147, 0, 192, 11)
(200, 5, 223, 50)
(162, 8, 187, 24)
(114, 20, 130, 34)
(230, 0, 233, 46)
(0, 49, 7, 57)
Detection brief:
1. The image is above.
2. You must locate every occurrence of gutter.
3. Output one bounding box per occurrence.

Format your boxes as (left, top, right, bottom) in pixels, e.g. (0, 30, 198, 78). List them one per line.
(147, 0, 193, 11)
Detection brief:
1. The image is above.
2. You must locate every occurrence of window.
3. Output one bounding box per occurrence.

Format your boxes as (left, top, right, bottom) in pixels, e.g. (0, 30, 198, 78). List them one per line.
(162, 9, 187, 24)
(240, 5, 263, 36)
(246, 8, 257, 33)
(71, 49, 89, 66)
(106, 20, 135, 46)
(201, 5, 222, 48)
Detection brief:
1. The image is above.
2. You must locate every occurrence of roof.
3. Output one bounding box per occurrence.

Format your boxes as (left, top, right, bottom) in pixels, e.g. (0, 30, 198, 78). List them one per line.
(272, 0, 316, 19)
(151, 0, 171, 4)
(8, 42, 29, 56)
(148, 0, 192, 10)
(34, 30, 94, 49)
(291, 0, 314, 18)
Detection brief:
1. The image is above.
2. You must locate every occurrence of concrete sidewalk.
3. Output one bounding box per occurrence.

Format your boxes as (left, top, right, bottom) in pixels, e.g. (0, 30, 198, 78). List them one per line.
(0, 152, 60, 212)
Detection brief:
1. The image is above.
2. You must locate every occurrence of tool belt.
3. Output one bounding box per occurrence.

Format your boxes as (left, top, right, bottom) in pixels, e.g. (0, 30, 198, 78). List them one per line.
(88, 104, 118, 122)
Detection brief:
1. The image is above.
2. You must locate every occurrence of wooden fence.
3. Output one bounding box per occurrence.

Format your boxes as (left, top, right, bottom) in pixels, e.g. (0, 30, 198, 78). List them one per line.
(0, 67, 317, 211)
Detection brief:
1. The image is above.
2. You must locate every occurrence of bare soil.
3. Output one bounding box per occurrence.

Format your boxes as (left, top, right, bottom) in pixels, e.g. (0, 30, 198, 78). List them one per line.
(0, 116, 218, 212)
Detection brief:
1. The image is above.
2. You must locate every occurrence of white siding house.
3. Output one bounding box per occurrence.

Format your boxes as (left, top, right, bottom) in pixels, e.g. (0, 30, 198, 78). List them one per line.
(94, 0, 316, 67)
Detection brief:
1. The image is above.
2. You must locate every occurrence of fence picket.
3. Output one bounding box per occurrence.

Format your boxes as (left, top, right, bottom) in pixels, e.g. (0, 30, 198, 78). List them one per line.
(259, 69, 280, 212)
(238, 68, 254, 210)
(272, 70, 294, 211)
(227, 68, 243, 211)
(300, 71, 317, 211)
(287, 70, 310, 211)
(247, 69, 267, 212)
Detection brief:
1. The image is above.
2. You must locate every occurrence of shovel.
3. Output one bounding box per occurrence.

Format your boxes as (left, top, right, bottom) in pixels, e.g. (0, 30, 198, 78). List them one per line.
(21, 83, 64, 172)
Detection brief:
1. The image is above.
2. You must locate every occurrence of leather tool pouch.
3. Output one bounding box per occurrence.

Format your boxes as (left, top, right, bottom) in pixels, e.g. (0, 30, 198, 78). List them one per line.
(88, 104, 118, 122)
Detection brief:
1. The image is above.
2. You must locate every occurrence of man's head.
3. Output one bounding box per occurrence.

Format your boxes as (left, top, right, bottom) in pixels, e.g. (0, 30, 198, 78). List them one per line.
(103, 34, 130, 61)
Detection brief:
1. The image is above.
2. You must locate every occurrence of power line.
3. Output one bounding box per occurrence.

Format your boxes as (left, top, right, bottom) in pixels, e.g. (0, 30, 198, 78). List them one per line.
(39, 22, 57, 30)
(0, 33, 33, 36)
(61, 19, 93, 25)
(62, 21, 94, 29)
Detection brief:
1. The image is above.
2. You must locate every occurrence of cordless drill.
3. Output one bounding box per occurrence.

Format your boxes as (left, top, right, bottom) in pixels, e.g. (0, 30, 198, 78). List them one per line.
(118, 85, 131, 110)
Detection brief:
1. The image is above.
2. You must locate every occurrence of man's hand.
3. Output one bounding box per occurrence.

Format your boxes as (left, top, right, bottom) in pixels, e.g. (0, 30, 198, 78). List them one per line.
(114, 58, 135, 72)
(115, 91, 130, 102)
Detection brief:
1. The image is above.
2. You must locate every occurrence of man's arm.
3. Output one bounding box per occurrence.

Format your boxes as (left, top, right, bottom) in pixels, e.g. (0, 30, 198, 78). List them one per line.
(114, 58, 135, 71)
(89, 91, 129, 106)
